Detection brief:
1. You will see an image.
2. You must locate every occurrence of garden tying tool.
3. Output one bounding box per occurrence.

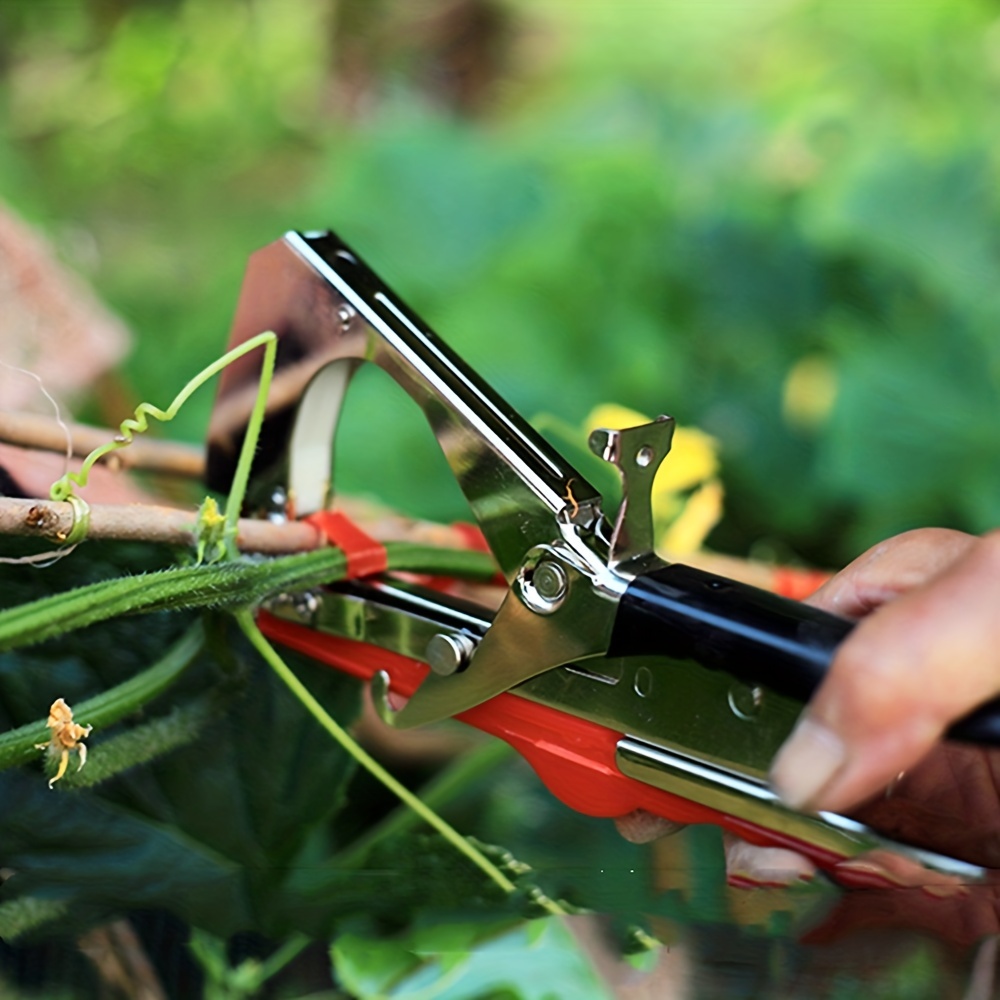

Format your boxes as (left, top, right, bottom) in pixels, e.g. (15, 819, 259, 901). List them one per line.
(206, 230, 1000, 883)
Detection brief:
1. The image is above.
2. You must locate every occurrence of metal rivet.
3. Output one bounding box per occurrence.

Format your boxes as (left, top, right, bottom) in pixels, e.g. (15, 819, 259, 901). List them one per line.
(728, 684, 764, 720)
(533, 560, 568, 602)
(265, 590, 320, 624)
(267, 486, 289, 523)
(294, 591, 321, 619)
(425, 633, 477, 676)
(337, 303, 355, 329)
(633, 665, 653, 698)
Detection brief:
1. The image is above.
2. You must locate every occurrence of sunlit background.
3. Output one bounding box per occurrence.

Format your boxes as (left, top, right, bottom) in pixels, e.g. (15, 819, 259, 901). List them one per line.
(3, 0, 1000, 565)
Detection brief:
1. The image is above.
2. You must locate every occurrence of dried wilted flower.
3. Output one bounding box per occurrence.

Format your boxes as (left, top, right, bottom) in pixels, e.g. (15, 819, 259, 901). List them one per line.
(35, 698, 92, 788)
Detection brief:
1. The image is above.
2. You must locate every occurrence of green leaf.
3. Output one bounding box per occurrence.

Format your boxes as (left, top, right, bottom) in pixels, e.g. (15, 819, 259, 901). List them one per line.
(0, 646, 363, 939)
(0, 767, 252, 936)
(0, 543, 365, 939)
(333, 918, 613, 1000)
(0, 896, 69, 942)
(332, 933, 422, 997)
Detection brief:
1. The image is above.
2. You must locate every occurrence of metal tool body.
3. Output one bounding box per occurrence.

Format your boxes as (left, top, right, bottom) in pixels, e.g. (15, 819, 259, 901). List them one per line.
(208, 230, 1000, 882)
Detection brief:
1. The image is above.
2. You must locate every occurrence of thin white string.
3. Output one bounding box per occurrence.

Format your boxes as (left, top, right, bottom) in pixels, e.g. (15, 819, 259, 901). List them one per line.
(0, 359, 77, 566)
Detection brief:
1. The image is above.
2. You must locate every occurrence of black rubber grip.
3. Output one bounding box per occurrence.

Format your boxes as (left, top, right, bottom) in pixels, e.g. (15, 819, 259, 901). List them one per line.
(608, 563, 1000, 745)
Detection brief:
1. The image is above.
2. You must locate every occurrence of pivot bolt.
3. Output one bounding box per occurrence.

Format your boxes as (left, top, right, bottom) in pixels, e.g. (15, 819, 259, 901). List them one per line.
(425, 633, 477, 676)
(533, 560, 568, 602)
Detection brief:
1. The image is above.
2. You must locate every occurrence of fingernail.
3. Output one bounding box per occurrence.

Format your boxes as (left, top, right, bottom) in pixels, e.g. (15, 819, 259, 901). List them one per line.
(833, 858, 898, 889)
(614, 810, 685, 844)
(770, 716, 846, 810)
(724, 837, 817, 887)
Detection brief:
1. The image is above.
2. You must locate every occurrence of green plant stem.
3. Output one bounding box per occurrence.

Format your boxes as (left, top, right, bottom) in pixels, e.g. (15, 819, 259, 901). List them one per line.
(331, 739, 515, 871)
(0, 622, 204, 770)
(0, 543, 496, 653)
(255, 933, 311, 984)
(220, 333, 276, 559)
(191, 929, 312, 1000)
(235, 609, 542, 907)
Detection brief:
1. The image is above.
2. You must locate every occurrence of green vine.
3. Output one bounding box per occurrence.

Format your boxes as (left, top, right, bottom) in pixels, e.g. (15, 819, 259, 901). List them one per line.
(2, 326, 560, 925)
(48, 332, 274, 504)
(237, 610, 566, 916)
(0, 544, 495, 654)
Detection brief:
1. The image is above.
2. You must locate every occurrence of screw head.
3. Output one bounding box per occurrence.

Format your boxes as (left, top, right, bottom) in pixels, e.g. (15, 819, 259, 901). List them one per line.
(728, 683, 764, 720)
(533, 560, 568, 602)
(337, 303, 355, 329)
(425, 633, 476, 676)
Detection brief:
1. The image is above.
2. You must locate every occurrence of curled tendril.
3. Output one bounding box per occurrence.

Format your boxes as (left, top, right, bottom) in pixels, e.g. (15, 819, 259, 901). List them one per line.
(49, 403, 180, 503)
(62, 495, 91, 547)
(46, 332, 277, 556)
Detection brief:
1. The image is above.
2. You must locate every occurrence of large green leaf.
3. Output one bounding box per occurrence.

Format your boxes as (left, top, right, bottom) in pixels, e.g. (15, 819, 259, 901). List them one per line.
(333, 917, 613, 1000)
(0, 543, 362, 940)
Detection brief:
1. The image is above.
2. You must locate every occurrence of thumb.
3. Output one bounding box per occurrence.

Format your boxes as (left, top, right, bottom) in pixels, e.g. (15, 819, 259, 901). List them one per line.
(771, 530, 1000, 814)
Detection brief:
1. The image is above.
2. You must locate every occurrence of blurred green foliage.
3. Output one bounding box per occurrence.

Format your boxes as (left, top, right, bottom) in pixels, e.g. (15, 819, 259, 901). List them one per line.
(3, 0, 1000, 563)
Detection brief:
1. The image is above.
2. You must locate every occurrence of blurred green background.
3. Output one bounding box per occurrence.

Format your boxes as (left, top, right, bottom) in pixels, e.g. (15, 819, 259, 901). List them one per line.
(3, 0, 1000, 565)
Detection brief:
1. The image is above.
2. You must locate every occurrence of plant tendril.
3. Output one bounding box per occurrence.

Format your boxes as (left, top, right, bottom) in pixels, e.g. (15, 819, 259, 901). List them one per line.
(48, 333, 277, 523)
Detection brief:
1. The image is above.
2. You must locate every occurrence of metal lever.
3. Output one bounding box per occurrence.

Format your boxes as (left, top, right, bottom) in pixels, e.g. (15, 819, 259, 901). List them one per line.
(589, 416, 674, 570)
(206, 230, 604, 580)
(388, 542, 622, 728)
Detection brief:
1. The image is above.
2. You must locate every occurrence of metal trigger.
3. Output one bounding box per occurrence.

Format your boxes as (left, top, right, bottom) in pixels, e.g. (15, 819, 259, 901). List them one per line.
(370, 670, 402, 728)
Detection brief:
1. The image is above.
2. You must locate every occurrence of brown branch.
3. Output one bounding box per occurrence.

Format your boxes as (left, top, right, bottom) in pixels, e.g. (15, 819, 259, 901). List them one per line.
(78, 919, 167, 1000)
(0, 494, 486, 558)
(0, 410, 205, 478)
(0, 496, 323, 554)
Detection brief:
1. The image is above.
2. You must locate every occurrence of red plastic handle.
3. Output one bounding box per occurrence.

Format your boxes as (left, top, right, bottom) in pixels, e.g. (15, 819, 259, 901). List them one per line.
(258, 611, 848, 872)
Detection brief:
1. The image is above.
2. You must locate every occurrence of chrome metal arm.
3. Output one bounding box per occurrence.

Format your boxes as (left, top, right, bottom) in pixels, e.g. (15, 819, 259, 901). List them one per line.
(207, 230, 603, 580)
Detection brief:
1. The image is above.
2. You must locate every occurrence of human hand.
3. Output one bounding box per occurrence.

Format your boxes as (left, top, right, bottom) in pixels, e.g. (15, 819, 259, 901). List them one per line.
(620, 529, 1000, 888)
(611, 529, 1000, 953)
(769, 527, 1000, 816)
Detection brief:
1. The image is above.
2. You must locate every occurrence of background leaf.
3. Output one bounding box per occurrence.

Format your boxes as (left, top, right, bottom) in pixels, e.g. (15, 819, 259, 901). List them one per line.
(333, 918, 613, 1000)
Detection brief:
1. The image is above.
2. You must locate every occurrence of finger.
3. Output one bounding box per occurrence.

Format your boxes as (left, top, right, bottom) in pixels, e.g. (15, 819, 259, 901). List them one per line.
(833, 849, 969, 895)
(722, 833, 817, 888)
(772, 531, 1000, 813)
(805, 528, 976, 619)
(614, 810, 686, 844)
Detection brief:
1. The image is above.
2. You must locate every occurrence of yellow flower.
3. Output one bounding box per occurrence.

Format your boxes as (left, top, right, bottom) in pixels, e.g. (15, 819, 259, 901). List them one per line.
(659, 479, 725, 556)
(194, 496, 227, 564)
(654, 425, 719, 495)
(585, 404, 651, 435)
